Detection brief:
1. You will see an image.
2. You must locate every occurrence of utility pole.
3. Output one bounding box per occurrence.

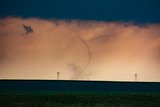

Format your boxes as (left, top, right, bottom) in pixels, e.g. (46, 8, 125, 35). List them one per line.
(57, 72, 60, 80)
(134, 74, 137, 82)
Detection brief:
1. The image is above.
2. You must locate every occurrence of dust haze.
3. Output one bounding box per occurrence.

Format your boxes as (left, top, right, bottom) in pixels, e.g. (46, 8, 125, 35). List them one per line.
(0, 17, 160, 81)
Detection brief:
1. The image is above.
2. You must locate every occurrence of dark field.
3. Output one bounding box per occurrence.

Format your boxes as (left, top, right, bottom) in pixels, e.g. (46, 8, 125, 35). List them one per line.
(0, 80, 160, 107)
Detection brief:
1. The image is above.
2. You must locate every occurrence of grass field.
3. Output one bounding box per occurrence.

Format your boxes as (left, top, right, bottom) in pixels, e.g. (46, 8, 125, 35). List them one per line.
(0, 80, 160, 107)
(0, 91, 160, 107)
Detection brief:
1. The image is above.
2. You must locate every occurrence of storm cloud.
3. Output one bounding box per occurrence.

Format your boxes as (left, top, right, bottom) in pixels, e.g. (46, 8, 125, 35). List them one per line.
(0, 17, 160, 81)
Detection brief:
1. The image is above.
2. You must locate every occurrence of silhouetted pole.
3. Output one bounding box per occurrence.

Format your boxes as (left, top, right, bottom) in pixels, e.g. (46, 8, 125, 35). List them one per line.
(57, 72, 60, 80)
(135, 74, 137, 82)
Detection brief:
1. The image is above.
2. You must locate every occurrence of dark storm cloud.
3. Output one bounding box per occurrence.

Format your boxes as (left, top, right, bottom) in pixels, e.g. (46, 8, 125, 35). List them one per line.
(0, 0, 160, 23)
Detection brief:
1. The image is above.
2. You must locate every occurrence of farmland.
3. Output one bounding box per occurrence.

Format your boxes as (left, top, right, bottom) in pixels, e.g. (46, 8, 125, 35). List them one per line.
(0, 80, 160, 107)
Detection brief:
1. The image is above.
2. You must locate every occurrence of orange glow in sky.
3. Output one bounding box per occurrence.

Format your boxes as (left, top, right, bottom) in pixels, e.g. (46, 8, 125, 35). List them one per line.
(0, 18, 160, 81)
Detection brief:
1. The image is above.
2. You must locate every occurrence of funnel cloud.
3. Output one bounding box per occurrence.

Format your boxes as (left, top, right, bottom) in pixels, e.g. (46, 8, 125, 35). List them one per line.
(0, 17, 160, 81)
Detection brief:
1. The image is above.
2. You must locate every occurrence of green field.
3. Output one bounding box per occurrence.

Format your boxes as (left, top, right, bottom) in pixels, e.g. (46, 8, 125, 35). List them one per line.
(0, 91, 160, 107)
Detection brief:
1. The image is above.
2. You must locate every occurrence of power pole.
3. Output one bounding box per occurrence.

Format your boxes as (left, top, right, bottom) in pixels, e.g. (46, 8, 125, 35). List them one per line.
(134, 74, 137, 82)
(57, 72, 60, 80)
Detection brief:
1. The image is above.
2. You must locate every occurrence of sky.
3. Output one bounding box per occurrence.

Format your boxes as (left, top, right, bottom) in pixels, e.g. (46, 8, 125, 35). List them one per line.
(0, 0, 160, 81)
(0, 0, 160, 23)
